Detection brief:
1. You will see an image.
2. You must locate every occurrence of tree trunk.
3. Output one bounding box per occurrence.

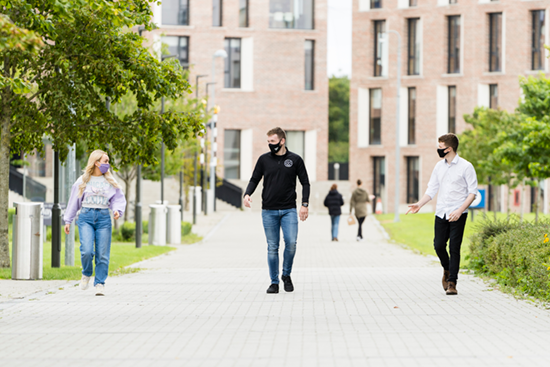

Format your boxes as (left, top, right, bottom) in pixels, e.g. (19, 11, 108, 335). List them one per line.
(0, 98, 12, 268)
(123, 178, 131, 222)
(520, 179, 526, 222)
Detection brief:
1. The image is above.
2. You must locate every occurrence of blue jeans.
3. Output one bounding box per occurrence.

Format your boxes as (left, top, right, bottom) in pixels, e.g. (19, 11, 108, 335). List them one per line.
(77, 208, 112, 286)
(330, 215, 340, 239)
(262, 208, 298, 284)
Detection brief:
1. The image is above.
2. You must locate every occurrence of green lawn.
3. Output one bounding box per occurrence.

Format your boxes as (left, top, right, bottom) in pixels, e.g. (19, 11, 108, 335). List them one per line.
(376, 211, 548, 264)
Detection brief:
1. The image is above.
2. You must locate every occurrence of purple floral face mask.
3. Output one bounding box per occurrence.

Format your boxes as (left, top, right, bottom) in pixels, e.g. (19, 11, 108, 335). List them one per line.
(98, 163, 110, 174)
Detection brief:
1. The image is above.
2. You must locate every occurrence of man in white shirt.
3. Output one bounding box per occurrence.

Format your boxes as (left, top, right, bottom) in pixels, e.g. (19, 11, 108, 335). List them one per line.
(407, 133, 478, 295)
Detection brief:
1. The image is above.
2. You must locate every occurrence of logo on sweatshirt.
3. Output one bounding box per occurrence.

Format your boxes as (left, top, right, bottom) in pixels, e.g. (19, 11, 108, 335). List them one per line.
(284, 159, 293, 168)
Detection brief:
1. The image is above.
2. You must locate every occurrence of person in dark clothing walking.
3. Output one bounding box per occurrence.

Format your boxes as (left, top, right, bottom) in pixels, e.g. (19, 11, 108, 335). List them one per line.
(350, 180, 370, 241)
(324, 184, 344, 241)
(244, 127, 310, 294)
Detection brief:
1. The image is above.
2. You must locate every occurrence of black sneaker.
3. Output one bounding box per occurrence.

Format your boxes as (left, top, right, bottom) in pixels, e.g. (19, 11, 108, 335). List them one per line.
(281, 275, 294, 292)
(266, 284, 279, 294)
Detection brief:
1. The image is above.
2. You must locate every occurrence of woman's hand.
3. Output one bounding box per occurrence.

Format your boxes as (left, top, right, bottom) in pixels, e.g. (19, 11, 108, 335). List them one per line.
(64, 224, 71, 235)
(114, 211, 120, 220)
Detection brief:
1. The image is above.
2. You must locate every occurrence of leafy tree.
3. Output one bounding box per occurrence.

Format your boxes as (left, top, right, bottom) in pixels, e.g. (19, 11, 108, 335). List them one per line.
(0, 1, 202, 267)
(328, 76, 349, 162)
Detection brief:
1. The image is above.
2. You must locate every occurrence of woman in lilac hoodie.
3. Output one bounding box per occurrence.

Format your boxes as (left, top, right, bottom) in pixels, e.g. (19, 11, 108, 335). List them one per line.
(64, 150, 126, 296)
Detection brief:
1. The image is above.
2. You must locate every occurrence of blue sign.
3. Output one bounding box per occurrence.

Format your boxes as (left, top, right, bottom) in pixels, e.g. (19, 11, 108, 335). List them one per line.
(469, 189, 486, 209)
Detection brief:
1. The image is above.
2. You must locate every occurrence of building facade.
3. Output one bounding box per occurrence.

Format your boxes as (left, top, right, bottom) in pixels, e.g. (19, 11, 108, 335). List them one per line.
(351, 0, 550, 214)
(148, 0, 329, 185)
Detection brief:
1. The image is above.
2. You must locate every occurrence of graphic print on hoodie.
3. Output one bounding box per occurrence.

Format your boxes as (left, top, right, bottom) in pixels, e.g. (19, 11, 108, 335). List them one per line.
(82, 176, 111, 208)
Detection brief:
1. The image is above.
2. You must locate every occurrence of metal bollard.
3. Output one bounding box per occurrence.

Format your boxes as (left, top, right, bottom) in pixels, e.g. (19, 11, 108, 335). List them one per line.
(166, 205, 182, 245)
(148, 204, 167, 246)
(12, 202, 44, 280)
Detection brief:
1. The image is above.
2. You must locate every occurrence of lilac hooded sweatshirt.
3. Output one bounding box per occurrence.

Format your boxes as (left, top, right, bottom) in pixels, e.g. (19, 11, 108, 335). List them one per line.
(63, 175, 127, 224)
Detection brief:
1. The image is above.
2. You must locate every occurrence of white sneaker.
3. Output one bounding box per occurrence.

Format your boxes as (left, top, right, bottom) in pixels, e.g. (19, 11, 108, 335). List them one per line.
(80, 275, 91, 290)
(95, 284, 105, 296)
(356, 236, 361, 242)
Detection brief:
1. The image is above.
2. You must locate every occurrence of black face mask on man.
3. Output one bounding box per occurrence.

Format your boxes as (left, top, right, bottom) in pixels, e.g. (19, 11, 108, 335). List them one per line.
(269, 140, 282, 154)
(437, 148, 449, 158)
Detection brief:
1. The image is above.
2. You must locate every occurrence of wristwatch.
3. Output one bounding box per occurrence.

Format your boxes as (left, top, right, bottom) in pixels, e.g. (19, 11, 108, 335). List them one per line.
(302, 203, 309, 208)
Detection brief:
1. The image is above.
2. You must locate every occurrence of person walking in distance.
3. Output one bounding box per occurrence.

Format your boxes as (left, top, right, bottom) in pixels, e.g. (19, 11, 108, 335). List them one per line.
(64, 150, 127, 296)
(350, 180, 370, 241)
(407, 134, 478, 295)
(324, 184, 344, 241)
(243, 127, 310, 294)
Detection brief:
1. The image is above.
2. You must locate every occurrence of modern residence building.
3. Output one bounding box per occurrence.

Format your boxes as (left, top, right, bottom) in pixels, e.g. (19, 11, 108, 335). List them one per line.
(350, 0, 550, 214)
(148, 0, 329, 187)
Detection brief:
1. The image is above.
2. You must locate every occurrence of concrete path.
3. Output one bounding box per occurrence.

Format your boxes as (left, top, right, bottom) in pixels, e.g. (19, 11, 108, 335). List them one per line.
(1, 211, 549, 367)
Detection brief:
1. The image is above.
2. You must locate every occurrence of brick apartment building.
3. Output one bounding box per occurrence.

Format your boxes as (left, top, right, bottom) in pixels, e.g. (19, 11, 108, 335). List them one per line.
(350, 0, 550, 214)
(147, 0, 329, 185)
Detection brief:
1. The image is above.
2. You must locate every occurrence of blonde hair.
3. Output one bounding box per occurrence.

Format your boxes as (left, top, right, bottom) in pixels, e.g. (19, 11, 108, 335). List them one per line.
(78, 150, 120, 197)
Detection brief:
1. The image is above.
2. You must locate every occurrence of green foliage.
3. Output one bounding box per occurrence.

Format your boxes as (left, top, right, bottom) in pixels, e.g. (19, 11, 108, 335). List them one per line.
(120, 221, 136, 242)
(328, 76, 349, 162)
(468, 218, 550, 301)
(8, 208, 14, 226)
(181, 221, 192, 236)
(142, 220, 149, 234)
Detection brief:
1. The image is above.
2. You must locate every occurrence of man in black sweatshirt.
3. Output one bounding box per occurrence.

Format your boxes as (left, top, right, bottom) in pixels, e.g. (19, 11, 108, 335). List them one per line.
(244, 127, 310, 294)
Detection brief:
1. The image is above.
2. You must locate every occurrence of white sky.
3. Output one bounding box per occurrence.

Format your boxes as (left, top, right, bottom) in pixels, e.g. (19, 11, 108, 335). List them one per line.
(327, 0, 352, 77)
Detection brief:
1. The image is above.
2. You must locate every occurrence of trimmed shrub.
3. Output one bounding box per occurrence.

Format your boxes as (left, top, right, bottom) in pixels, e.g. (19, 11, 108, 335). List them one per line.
(120, 222, 136, 242)
(181, 221, 192, 236)
(8, 208, 15, 226)
(142, 220, 149, 234)
(468, 218, 550, 301)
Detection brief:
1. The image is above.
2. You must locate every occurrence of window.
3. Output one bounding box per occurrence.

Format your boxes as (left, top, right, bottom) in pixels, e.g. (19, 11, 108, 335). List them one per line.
(286, 131, 305, 158)
(213, 0, 222, 27)
(408, 87, 416, 145)
(448, 86, 456, 133)
(269, 0, 314, 30)
(406, 157, 419, 204)
(374, 20, 386, 77)
(448, 16, 460, 74)
(371, 0, 382, 8)
(305, 40, 315, 90)
(532, 10, 545, 70)
(224, 130, 241, 179)
(409, 0, 417, 6)
(162, 0, 189, 26)
(489, 84, 498, 109)
(224, 38, 241, 88)
(373, 157, 386, 213)
(489, 13, 502, 72)
(449, 0, 457, 4)
(162, 36, 189, 68)
(408, 18, 420, 75)
(239, 0, 249, 27)
(369, 88, 382, 145)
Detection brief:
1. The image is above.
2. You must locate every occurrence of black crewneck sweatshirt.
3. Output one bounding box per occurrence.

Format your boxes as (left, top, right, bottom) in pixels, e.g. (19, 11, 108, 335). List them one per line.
(244, 149, 310, 210)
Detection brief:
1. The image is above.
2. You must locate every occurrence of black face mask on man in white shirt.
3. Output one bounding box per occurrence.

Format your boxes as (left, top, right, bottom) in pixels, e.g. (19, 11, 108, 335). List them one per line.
(437, 148, 449, 158)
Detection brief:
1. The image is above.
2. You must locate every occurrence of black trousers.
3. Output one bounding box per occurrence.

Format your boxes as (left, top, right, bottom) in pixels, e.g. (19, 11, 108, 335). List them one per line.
(356, 216, 366, 238)
(433, 213, 468, 283)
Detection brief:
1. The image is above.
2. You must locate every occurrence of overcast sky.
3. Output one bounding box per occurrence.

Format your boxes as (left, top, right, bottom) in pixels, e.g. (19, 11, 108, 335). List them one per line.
(327, 0, 352, 78)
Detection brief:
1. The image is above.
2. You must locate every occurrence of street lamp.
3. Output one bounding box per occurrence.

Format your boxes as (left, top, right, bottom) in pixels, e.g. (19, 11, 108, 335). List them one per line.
(193, 74, 208, 224)
(203, 82, 217, 215)
(160, 54, 177, 204)
(209, 49, 228, 214)
(380, 30, 402, 223)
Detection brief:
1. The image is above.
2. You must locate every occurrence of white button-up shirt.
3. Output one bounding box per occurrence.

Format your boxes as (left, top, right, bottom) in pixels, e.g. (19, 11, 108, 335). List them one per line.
(425, 154, 478, 219)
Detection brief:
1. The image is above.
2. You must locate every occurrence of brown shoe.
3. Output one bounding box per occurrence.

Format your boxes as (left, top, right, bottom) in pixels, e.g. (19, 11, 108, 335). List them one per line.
(446, 282, 458, 295)
(442, 270, 450, 291)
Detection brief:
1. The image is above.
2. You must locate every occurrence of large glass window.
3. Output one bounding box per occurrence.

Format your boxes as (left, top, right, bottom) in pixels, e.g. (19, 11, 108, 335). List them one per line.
(305, 40, 314, 90)
(286, 131, 305, 158)
(448, 86, 456, 133)
(224, 130, 241, 179)
(532, 10, 545, 70)
(162, 0, 189, 26)
(406, 157, 419, 204)
(489, 13, 502, 72)
(408, 18, 420, 76)
(374, 20, 386, 77)
(213, 0, 223, 27)
(373, 156, 386, 214)
(224, 38, 241, 88)
(408, 87, 416, 145)
(239, 0, 249, 27)
(269, 0, 314, 30)
(489, 84, 498, 109)
(409, 0, 417, 7)
(448, 16, 460, 74)
(371, 0, 382, 8)
(162, 36, 189, 68)
(369, 88, 382, 145)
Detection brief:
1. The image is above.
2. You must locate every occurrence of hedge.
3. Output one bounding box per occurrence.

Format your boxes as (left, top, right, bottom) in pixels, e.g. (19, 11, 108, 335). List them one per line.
(468, 218, 550, 301)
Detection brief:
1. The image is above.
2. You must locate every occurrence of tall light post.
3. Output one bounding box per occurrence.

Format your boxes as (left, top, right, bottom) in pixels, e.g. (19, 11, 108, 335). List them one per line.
(382, 30, 402, 223)
(135, 25, 145, 248)
(193, 74, 208, 224)
(203, 82, 216, 215)
(209, 49, 228, 213)
(160, 54, 177, 204)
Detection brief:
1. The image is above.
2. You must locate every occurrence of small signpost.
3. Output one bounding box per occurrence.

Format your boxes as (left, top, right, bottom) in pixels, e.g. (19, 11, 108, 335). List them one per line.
(469, 189, 486, 222)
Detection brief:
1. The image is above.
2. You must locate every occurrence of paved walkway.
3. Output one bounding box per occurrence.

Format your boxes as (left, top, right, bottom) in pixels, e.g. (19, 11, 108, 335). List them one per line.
(1, 211, 549, 367)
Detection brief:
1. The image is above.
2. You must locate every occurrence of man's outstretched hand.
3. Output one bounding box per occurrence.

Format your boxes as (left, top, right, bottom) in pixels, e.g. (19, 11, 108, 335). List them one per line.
(244, 195, 252, 208)
(406, 203, 420, 215)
